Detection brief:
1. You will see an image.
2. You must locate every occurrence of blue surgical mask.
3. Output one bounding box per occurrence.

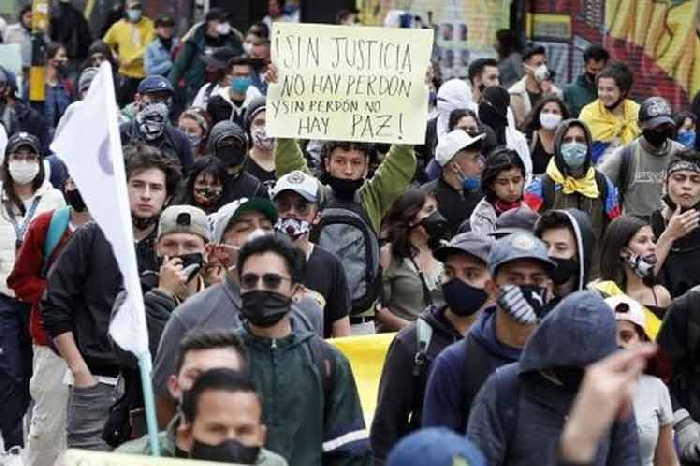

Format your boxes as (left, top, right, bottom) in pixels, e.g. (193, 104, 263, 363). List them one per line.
(231, 77, 251, 95)
(560, 142, 588, 170)
(677, 130, 696, 148)
(127, 9, 142, 22)
(462, 176, 481, 191)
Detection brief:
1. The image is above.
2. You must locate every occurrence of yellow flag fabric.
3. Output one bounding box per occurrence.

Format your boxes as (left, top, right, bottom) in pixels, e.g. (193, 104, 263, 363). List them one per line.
(329, 333, 396, 423)
(579, 99, 640, 145)
(545, 158, 599, 199)
(593, 281, 661, 340)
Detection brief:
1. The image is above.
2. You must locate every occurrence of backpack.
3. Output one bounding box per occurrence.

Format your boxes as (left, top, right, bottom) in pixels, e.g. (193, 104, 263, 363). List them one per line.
(42, 206, 71, 277)
(310, 190, 381, 315)
(306, 335, 337, 421)
(616, 143, 636, 204)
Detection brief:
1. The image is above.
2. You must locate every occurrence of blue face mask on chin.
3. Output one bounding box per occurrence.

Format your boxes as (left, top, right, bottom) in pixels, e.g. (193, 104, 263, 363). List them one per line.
(678, 130, 696, 149)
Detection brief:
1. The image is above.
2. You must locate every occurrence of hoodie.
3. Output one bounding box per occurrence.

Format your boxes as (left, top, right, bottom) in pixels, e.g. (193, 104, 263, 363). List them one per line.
(525, 119, 620, 275)
(371, 306, 464, 464)
(467, 291, 641, 466)
(206, 120, 268, 203)
(421, 306, 522, 433)
(435, 79, 477, 143)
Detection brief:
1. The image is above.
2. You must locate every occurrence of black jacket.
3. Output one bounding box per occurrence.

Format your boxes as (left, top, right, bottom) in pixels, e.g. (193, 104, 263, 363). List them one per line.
(421, 177, 482, 233)
(220, 171, 269, 204)
(8, 100, 50, 155)
(42, 222, 122, 377)
(120, 121, 193, 174)
(370, 306, 463, 464)
(49, 3, 92, 60)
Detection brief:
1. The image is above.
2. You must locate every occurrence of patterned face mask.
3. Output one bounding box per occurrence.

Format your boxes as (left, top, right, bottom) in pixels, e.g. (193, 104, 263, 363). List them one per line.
(136, 102, 169, 141)
(275, 217, 310, 240)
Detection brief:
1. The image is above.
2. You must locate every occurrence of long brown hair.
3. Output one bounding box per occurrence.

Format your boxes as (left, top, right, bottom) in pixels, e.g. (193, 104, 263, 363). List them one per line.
(1, 151, 45, 216)
(382, 189, 428, 260)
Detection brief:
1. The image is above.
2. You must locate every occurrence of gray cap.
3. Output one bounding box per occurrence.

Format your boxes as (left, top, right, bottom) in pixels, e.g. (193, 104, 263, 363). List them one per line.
(490, 205, 540, 238)
(78, 67, 99, 95)
(158, 205, 210, 242)
(487, 231, 556, 276)
(434, 232, 494, 264)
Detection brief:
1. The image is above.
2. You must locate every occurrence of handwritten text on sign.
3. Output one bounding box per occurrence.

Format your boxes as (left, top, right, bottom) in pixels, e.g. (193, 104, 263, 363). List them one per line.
(267, 23, 433, 144)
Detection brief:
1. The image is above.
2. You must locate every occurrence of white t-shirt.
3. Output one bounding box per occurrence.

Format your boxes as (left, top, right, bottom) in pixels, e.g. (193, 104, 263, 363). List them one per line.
(633, 375, 673, 466)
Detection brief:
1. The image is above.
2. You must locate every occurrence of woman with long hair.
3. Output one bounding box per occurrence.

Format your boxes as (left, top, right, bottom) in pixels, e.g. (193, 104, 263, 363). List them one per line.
(0, 133, 64, 450)
(177, 107, 211, 158)
(523, 96, 570, 174)
(175, 155, 226, 215)
(378, 189, 445, 331)
(595, 216, 672, 338)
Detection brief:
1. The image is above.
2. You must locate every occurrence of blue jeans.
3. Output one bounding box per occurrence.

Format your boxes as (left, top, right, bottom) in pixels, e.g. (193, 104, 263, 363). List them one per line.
(0, 294, 32, 449)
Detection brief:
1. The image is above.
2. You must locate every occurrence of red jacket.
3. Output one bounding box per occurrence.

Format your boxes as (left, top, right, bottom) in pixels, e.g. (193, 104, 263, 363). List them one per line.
(7, 209, 73, 346)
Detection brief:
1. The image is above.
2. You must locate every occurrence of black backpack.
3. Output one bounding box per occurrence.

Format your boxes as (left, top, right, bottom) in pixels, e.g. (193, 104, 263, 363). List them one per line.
(310, 190, 381, 315)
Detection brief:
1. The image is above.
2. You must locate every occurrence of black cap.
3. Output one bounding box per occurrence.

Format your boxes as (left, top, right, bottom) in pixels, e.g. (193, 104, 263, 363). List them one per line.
(434, 232, 494, 264)
(155, 15, 175, 28)
(490, 205, 540, 238)
(202, 47, 238, 70)
(6, 131, 40, 155)
(638, 97, 674, 130)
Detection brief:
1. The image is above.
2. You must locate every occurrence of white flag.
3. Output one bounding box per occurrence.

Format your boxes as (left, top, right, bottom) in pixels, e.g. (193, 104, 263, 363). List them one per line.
(51, 62, 148, 357)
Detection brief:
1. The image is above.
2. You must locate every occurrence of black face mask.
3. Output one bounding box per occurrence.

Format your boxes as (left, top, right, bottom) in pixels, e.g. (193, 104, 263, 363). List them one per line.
(64, 188, 87, 212)
(552, 367, 585, 393)
(326, 175, 364, 199)
(584, 72, 596, 83)
(479, 101, 508, 129)
(642, 128, 672, 147)
(240, 290, 292, 327)
(133, 214, 158, 230)
(215, 145, 246, 169)
(191, 438, 260, 464)
(549, 257, 579, 286)
(420, 211, 450, 250)
(441, 278, 488, 316)
(158, 252, 205, 282)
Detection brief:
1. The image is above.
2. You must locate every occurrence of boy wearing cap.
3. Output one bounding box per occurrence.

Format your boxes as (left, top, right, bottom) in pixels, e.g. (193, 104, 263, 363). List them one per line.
(145, 15, 178, 78)
(421, 129, 486, 232)
(272, 170, 351, 337)
(103, 0, 155, 105)
(207, 56, 262, 127)
(153, 197, 323, 427)
(422, 232, 555, 433)
(600, 96, 684, 220)
(371, 232, 493, 464)
(120, 76, 193, 172)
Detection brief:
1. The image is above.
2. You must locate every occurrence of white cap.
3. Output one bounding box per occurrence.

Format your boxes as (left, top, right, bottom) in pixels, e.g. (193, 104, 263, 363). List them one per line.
(435, 130, 485, 167)
(605, 295, 648, 338)
(271, 170, 319, 203)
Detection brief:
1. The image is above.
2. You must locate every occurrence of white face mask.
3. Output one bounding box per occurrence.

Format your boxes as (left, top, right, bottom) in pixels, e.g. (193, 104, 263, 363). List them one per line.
(251, 127, 274, 151)
(539, 112, 562, 131)
(217, 22, 231, 35)
(527, 63, 549, 82)
(9, 160, 40, 185)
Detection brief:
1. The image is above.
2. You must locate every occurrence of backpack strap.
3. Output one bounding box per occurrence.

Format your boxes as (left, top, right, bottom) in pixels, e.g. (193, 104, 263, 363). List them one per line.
(529, 131, 538, 154)
(461, 335, 494, 428)
(42, 206, 71, 277)
(413, 316, 434, 377)
(617, 143, 635, 202)
(307, 336, 337, 421)
(540, 175, 555, 211)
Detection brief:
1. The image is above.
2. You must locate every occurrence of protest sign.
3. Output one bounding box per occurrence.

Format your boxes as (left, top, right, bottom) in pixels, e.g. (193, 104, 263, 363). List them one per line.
(61, 449, 236, 465)
(267, 23, 433, 145)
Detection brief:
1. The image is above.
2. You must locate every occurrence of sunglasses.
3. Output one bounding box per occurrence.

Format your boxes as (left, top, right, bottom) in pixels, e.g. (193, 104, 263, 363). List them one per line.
(240, 273, 291, 291)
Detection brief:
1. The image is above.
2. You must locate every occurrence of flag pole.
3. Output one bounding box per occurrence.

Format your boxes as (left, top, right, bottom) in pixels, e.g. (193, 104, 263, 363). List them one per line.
(138, 353, 161, 456)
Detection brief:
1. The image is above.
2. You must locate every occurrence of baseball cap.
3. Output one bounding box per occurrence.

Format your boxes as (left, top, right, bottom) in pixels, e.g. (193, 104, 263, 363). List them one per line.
(272, 171, 319, 203)
(6, 131, 40, 155)
(202, 47, 238, 70)
(158, 205, 210, 242)
(137, 75, 174, 96)
(126, 0, 142, 8)
(387, 427, 485, 466)
(435, 130, 485, 167)
(434, 232, 494, 264)
(155, 15, 175, 28)
(212, 197, 278, 244)
(487, 231, 556, 276)
(606, 295, 649, 340)
(490, 205, 539, 238)
(638, 97, 674, 130)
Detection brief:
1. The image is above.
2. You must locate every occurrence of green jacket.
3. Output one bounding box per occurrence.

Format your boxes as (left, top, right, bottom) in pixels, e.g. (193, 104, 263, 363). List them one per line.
(116, 418, 288, 465)
(169, 23, 243, 104)
(274, 138, 416, 233)
(235, 326, 370, 466)
(563, 73, 597, 117)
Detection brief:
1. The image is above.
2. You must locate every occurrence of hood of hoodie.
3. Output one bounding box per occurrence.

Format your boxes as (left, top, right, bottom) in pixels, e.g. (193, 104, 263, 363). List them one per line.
(519, 291, 616, 374)
(551, 209, 595, 291)
(206, 119, 248, 154)
(553, 118, 594, 177)
(469, 306, 523, 362)
(436, 79, 476, 140)
(419, 305, 463, 339)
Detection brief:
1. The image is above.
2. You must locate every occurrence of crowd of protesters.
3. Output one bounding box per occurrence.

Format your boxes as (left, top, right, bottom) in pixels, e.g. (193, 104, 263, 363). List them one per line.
(1, 1, 700, 466)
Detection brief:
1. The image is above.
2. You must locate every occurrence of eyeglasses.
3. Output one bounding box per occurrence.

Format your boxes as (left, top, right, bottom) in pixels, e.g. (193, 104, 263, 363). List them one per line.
(240, 273, 291, 291)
